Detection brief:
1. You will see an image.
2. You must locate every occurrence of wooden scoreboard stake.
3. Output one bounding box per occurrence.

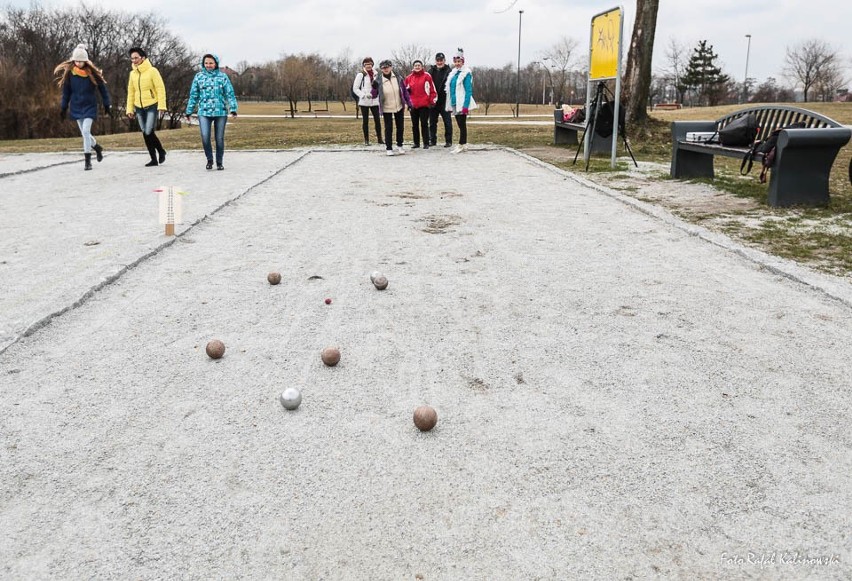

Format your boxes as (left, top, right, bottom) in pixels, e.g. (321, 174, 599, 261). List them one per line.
(155, 186, 187, 236)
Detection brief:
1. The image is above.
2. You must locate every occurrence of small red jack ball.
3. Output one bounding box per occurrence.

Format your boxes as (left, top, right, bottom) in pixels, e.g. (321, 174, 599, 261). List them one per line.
(325, 298, 332, 304)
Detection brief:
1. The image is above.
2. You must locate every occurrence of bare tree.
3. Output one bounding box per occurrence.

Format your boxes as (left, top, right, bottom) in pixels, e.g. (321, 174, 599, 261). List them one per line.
(329, 49, 357, 112)
(391, 44, 433, 71)
(784, 39, 842, 102)
(278, 55, 313, 117)
(0, 4, 195, 138)
(659, 37, 687, 104)
(811, 61, 847, 102)
(622, 0, 660, 124)
(540, 36, 580, 104)
(472, 64, 514, 114)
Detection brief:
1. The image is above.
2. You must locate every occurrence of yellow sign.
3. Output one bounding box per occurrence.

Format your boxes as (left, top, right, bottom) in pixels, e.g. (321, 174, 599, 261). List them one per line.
(589, 7, 621, 80)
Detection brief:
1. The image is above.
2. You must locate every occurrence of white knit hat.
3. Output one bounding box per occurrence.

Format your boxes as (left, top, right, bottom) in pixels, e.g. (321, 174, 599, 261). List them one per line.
(71, 44, 89, 61)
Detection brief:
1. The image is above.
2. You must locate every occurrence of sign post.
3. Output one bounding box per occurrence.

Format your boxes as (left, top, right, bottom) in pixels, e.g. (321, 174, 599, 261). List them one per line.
(587, 6, 625, 168)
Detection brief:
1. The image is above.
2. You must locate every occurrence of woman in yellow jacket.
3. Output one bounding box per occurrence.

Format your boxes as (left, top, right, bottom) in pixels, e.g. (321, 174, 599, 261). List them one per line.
(126, 47, 167, 167)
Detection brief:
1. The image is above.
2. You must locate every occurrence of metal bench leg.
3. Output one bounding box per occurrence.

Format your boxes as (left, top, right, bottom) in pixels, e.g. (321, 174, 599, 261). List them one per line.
(671, 144, 714, 179)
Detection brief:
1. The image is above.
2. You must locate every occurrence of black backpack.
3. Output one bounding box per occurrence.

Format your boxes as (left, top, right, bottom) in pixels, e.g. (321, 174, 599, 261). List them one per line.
(719, 113, 759, 146)
(592, 99, 624, 138)
(740, 121, 806, 182)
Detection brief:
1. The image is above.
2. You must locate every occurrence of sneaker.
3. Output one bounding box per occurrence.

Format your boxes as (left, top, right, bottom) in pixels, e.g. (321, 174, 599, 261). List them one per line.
(396, 146, 406, 155)
(450, 145, 461, 154)
(412, 144, 420, 149)
(423, 144, 429, 150)
(158, 149, 166, 164)
(145, 159, 158, 167)
(430, 140, 437, 146)
(93, 143, 104, 162)
(444, 143, 452, 148)
(206, 160, 213, 170)
(217, 164, 224, 171)
(386, 149, 395, 156)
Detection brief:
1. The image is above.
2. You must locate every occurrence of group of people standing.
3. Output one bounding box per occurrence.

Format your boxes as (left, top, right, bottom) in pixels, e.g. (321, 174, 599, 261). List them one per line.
(56, 43, 475, 169)
(353, 48, 476, 156)
(56, 44, 238, 171)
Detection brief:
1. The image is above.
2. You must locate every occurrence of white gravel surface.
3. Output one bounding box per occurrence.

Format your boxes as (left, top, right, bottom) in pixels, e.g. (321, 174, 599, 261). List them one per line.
(0, 148, 850, 580)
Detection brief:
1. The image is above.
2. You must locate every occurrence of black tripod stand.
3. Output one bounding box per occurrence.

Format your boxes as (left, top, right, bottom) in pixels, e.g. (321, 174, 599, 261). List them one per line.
(572, 81, 637, 171)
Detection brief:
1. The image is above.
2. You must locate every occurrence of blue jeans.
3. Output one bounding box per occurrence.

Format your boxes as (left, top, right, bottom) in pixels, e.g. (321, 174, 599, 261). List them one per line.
(76, 118, 96, 153)
(198, 115, 227, 164)
(135, 105, 158, 135)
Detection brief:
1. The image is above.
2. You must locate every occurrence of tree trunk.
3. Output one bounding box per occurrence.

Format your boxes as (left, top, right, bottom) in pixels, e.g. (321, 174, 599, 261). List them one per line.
(622, 0, 659, 125)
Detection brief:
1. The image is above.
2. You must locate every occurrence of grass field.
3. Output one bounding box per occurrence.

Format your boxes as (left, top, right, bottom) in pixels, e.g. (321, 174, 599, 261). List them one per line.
(2, 101, 851, 276)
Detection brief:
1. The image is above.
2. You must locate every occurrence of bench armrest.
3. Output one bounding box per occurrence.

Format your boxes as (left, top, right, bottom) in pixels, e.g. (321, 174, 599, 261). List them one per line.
(671, 121, 716, 142)
(778, 127, 852, 149)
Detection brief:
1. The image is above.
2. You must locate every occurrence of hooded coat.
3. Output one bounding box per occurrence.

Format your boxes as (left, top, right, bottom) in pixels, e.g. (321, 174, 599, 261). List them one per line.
(126, 58, 167, 111)
(185, 55, 238, 117)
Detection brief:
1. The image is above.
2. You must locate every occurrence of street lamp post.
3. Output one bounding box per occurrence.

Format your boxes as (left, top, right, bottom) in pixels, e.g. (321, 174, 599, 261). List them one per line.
(516, 10, 523, 118)
(743, 34, 752, 104)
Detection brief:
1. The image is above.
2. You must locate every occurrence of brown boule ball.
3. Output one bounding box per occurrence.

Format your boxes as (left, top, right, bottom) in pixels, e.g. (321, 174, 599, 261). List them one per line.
(413, 405, 438, 432)
(206, 339, 225, 359)
(268, 272, 282, 285)
(321, 346, 341, 367)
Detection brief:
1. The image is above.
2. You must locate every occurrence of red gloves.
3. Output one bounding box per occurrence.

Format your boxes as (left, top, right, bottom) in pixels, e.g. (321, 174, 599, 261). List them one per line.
(461, 107, 469, 115)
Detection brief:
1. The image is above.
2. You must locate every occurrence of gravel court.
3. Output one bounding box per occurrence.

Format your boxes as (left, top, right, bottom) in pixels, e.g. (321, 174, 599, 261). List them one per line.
(0, 151, 305, 352)
(0, 148, 850, 579)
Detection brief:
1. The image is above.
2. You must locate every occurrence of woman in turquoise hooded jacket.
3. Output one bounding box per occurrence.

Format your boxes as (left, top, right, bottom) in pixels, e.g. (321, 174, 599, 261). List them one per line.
(185, 54, 238, 170)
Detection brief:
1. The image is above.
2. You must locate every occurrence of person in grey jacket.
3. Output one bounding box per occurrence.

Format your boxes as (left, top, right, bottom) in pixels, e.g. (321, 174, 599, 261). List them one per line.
(353, 57, 383, 145)
(428, 52, 453, 147)
(372, 59, 413, 156)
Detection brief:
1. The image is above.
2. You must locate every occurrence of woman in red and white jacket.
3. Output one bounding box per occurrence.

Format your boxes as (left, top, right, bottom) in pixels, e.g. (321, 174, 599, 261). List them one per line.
(404, 60, 437, 149)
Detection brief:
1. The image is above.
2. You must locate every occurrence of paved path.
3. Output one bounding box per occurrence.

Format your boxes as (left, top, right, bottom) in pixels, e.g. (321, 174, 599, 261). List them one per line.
(0, 148, 849, 579)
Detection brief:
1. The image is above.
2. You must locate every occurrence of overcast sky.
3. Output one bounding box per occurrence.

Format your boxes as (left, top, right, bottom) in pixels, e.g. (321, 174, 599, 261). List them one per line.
(7, 0, 850, 86)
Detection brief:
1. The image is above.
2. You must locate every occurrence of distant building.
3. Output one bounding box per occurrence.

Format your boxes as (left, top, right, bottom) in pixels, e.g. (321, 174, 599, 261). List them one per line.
(220, 66, 239, 81)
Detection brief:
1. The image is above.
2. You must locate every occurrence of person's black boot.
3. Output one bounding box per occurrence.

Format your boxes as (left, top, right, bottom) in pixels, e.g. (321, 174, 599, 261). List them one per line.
(84, 153, 92, 170)
(143, 134, 158, 166)
(92, 143, 104, 162)
(151, 133, 166, 164)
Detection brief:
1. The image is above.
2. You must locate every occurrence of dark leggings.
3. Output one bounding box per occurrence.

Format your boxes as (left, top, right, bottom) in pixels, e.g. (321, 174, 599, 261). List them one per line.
(360, 105, 381, 141)
(382, 110, 405, 149)
(455, 114, 468, 145)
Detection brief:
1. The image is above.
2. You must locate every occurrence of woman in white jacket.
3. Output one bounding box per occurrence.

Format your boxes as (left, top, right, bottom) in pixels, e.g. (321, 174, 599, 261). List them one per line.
(353, 57, 383, 145)
(445, 48, 477, 154)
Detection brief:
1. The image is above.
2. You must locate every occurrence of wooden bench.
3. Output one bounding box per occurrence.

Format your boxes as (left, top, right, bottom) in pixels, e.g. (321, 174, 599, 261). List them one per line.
(654, 102, 682, 110)
(553, 109, 612, 154)
(671, 106, 851, 207)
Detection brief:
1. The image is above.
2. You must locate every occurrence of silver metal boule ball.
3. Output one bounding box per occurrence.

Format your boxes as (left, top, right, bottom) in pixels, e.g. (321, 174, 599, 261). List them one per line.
(373, 275, 388, 290)
(280, 387, 302, 410)
(370, 271, 381, 284)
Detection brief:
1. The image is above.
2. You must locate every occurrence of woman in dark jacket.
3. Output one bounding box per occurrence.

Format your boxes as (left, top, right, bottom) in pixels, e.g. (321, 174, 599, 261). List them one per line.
(54, 44, 111, 170)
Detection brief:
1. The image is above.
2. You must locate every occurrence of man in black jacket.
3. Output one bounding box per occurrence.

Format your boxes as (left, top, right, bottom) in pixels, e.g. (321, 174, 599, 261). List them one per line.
(428, 52, 453, 147)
